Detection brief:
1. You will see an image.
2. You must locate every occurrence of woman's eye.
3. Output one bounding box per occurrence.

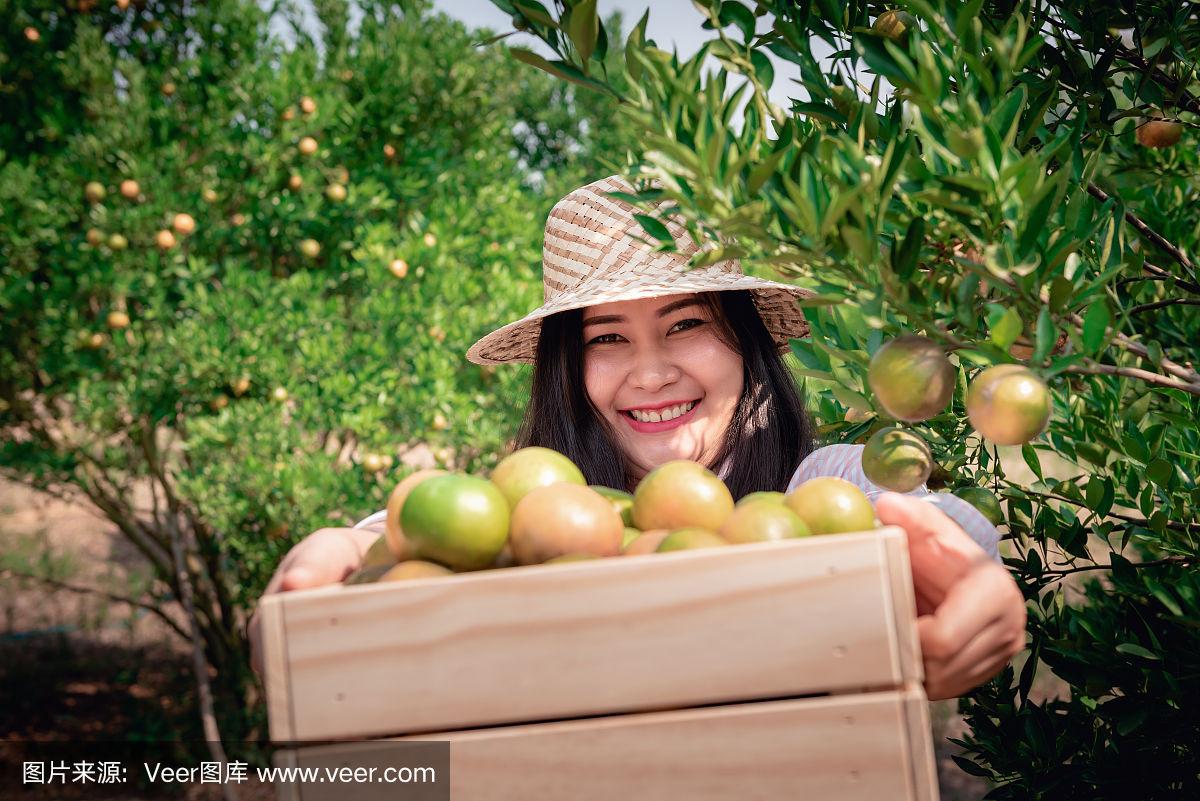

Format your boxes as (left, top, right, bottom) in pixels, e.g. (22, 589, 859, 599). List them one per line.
(587, 333, 621, 345)
(671, 318, 706, 333)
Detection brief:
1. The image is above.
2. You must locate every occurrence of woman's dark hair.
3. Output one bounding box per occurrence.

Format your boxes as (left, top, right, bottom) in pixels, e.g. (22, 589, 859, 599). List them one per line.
(510, 290, 814, 499)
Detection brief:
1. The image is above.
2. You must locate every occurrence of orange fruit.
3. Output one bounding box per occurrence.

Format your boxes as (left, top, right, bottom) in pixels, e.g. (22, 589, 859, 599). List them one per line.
(621, 526, 641, 549)
(361, 534, 397, 569)
(490, 446, 585, 510)
(172, 213, 195, 235)
(591, 485, 635, 526)
(784, 477, 876, 535)
(401, 474, 509, 570)
(735, 490, 786, 507)
(868, 335, 954, 422)
(379, 560, 453, 581)
(622, 529, 670, 556)
(656, 528, 728, 552)
(344, 564, 391, 585)
(966, 365, 1051, 445)
(1137, 119, 1183, 148)
(384, 468, 446, 559)
(325, 183, 347, 202)
(106, 311, 130, 330)
(84, 181, 106, 203)
(873, 9, 917, 41)
(719, 500, 811, 543)
(861, 427, 933, 492)
(544, 553, 601, 564)
(509, 484, 622, 565)
(953, 487, 1004, 527)
(632, 460, 734, 531)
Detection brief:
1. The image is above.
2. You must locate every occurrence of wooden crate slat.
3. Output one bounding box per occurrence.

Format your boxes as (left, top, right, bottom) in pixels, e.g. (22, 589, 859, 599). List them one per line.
(281, 689, 938, 801)
(263, 528, 914, 741)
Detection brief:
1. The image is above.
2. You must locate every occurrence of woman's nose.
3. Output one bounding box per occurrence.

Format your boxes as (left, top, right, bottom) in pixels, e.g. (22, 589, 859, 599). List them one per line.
(627, 341, 681, 392)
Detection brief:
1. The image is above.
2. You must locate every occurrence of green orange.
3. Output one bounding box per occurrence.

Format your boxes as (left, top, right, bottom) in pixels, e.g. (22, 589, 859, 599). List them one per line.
(490, 446, 586, 510)
(867, 335, 954, 422)
(632, 460, 734, 531)
(719, 500, 811, 543)
(861, 427, 933, 493)
(784, 477, 877, 535)
(401, 474, 509, 570)
(509, 484, 623, 565)
(966, 364, 1051, 445)
(656, 528, 728, 552)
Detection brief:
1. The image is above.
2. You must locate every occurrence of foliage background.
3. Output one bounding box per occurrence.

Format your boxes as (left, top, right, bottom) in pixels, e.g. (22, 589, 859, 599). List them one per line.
(1, 0, 640, 752)
(496, 0, 1199, 797)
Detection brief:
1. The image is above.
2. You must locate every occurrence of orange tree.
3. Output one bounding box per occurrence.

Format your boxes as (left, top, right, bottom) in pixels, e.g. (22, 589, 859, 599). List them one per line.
(496, 0, 1200, 796)
(0, 0, 638, 747)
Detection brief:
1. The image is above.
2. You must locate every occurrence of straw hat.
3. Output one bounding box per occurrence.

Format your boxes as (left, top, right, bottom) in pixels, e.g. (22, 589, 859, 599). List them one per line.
(466, 174, 813, 365)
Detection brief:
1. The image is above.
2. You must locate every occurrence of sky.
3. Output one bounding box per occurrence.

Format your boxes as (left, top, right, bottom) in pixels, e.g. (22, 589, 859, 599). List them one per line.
(266, 0, 809, 114)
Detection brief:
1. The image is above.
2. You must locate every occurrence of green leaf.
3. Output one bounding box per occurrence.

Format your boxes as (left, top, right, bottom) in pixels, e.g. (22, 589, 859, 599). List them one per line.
(1081, 301, 1110, 354)
(625, 9, 649, 81)
(1147, 458, 1172, 487)
(632, 213, 674, 244)
(1032, 308, 1055, 362)
(512, 0, 558, 28)
(988, 304, 1023, 350)
(1022, 444, 1043, 479)
(746, 146, 787, 194)
(749, 48, 774, 89)
(1115, 643, 1159, 661)
(565, 0, 599, 64)
(718, 1, 756, 42)
(891, 217, 925, 280)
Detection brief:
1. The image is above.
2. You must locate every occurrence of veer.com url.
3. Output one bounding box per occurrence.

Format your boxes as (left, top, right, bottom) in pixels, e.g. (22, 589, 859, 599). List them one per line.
(260, 764, 437, 785)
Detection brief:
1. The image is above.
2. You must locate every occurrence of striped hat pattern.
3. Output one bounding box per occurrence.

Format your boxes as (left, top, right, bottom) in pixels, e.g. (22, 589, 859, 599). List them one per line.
(465, 174, 812, 365)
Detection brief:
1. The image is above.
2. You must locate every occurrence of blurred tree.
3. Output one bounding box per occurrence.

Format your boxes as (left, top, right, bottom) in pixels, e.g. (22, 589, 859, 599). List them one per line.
(0, 0, 639, 751)
(496, 0, 1199, 796)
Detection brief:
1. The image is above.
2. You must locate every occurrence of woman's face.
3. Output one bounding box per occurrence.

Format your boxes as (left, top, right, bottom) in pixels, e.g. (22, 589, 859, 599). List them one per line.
(581, 293, 744, 485)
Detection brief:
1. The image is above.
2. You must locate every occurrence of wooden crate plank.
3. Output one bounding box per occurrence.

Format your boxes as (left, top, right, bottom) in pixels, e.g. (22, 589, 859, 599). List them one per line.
(261, 587, 297, 743)
(882, 529, 924, 684)
(262, 528, 914, 741)
(900, 682, 941, 801)
(283, 691, 921, 801)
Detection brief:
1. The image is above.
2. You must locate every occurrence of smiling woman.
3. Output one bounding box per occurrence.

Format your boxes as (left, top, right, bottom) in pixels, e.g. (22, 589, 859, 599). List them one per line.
(253, 174, 1026, 702)
(513, 291, 811, 497)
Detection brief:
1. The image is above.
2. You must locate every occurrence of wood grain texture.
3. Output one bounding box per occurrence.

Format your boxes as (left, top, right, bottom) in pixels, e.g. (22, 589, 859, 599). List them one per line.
(901, 681, 941, 801)
(882, 529, 924, 684)
(282, 690, 936, 801)
(260, 591, 296, 744)
(262, 528, 916, 741)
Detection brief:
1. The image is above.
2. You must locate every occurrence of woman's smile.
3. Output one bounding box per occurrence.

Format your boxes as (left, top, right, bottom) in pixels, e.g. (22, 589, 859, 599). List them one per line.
(619, 398, 702, 432)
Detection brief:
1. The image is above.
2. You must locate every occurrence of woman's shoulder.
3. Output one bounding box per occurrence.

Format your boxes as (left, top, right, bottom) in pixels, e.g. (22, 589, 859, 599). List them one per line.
(786, 443, 879, 493)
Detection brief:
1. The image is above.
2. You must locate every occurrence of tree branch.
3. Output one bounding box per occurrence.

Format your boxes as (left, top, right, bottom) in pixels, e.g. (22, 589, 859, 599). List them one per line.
(1086, 183, 1198, 282)
(1068, 361, 1200, 395)
(1024, 555, 1195, 577)
(0, 567, 190, 642)
(1128, 298, 1200, 316)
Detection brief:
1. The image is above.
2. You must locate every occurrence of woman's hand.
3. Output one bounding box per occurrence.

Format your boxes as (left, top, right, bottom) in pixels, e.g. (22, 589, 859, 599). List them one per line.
(247, 526, 380, 675)
(876, 492, 1028, 701)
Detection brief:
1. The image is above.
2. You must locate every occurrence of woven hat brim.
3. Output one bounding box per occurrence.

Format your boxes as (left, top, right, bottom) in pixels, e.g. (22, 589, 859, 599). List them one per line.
(466, 274, 814, 365)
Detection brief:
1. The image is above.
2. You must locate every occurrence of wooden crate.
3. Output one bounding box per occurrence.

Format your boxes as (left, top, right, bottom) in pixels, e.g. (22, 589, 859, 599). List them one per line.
(261, 526, 938, 800)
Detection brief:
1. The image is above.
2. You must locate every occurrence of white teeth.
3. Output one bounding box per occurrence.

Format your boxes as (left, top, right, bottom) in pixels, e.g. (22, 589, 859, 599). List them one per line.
(630, 400, 697, 423)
